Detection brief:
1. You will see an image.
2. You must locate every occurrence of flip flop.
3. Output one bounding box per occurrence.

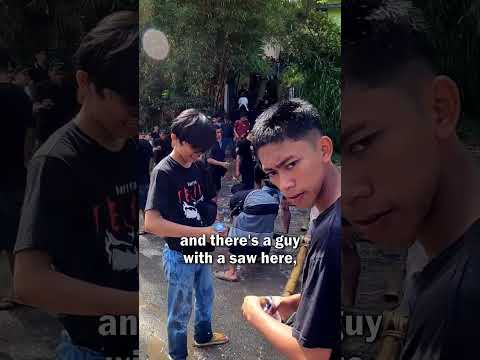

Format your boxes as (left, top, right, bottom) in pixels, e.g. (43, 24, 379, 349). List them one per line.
(214, 270, 239, 282)
(193, 332, 229, 347)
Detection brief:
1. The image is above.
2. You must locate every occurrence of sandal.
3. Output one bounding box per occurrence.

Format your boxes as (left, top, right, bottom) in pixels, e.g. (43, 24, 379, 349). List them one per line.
(214, 270, 239, 282)
(193, 332, 229, 347)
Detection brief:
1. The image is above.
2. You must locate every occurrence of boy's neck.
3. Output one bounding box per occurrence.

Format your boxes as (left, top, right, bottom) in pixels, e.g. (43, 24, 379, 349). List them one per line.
(419, 141, 480, 258)
(74, 107, 126, 152)
(171, 148, 192, 168)
(314, 162, 341, 213)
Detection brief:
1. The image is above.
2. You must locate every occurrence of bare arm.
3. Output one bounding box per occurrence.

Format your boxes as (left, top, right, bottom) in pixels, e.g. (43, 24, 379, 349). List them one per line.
(14, 250, 138, 316)
(144, 209, 215, 239)
(273, 294, 301, 321)
(242, 296, 331, 360)
(207, 158, 228, 168)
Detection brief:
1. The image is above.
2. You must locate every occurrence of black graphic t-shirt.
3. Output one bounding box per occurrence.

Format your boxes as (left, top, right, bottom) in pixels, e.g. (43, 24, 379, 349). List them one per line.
(145, 155, 216, 254)
(293, 199, 341, 358)
(15, 122, 138, 357)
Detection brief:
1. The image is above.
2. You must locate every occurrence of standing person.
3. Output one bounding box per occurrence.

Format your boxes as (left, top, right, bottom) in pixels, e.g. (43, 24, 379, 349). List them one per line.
(13, 66, 34, 100)
(206, 126, 229, 195)
(238, 95, 249, 112)
(342, 1, 480, 359)
(234, 132, 255, 191)
(241, 99, 341, 360)
(13, 11, 139, 359)
(234, 114, 250, 141)
(0, 49, 34, 310)
(32, 62, 79, 146)
(144, 109, 229, 360)
(215, 179, 281, 282)
(158, 130, 172, 161)
(31, 49, 49, 84)
(220, 115, 234, 158)
(150, 125, 160, 140)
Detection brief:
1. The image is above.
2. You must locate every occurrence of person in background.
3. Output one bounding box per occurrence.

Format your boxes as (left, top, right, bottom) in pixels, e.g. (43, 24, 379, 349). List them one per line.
(31, 49, 49, 84)
(13, 66, 34, 100)
(234, 132, 255, 191)
(206, 126, 229, 196)
(220, 114, 235, 158)
(32, 62, 79, 146)
(0, 48, 34, 310)
(14, 12, 139, 358)
(234, 114, 250, 142)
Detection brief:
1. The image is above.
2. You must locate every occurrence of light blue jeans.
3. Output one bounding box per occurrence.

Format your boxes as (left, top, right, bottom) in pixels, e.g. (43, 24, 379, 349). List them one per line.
(163, 246, 214, 360)
(56, 330, 104, 360)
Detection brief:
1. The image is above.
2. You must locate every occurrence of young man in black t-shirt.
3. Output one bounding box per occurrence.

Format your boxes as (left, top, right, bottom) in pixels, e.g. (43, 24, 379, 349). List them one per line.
(242, 99, 341, 360)
(144, 109, 229, 360)
(13, 12, 139, 358)
(206, 126, 229, 194)
(234, 132, 255, 190)
(343, 2, 480, 359)
(0, 48, 34, 310)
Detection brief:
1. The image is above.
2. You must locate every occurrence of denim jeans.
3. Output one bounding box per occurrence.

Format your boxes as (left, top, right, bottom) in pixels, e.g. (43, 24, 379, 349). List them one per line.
(56, 330, 105, 360)
(163, 246, 214, 360)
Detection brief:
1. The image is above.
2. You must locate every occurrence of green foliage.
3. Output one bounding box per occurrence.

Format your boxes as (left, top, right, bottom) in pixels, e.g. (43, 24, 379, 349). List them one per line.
(277, 3, 341, 149)
(141, 0, 341, 143)
(140, 0, 273, 114)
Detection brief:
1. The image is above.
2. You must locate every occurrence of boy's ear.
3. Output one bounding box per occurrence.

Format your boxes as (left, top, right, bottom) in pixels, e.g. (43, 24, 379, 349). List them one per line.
(319, 136, 333, 163)
(431, 75, 461, 139)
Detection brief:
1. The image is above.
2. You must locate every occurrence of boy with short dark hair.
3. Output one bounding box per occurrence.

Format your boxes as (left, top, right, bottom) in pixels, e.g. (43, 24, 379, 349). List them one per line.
(342, 1, 480, 359)
(14, 11, 139, 358)
(144, 109, 229, 360)
(242, 99, 341, 360)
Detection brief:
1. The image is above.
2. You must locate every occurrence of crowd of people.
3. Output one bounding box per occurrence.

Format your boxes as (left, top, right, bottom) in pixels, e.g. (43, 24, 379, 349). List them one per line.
(143, 98, 341, 360)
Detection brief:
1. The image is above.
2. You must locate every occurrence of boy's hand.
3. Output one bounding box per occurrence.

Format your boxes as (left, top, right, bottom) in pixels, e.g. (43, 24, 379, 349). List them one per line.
(242, 296, 264, 323)
(267, 296, 291, 322)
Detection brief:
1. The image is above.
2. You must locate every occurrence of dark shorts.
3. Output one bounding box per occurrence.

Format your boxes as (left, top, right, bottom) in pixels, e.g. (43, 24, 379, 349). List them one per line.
(0, 190, 24, 252)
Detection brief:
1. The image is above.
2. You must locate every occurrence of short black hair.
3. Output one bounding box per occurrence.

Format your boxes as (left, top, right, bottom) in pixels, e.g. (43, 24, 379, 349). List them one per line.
(73, 11, 138, 106)
(342, 0, 436, 88)
(251, 98, 323, 153)
(171, 109, 216, 152)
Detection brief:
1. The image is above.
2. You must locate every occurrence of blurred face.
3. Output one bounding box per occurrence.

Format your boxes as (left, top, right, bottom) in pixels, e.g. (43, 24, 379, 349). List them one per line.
(153, 126, 159, 133)
(77, 70, 138, 139)
(172, 134, 204, 165)
(216, 128, 223, 141)
(258, 134, 331, 209)
(342, 83, 441, 249)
